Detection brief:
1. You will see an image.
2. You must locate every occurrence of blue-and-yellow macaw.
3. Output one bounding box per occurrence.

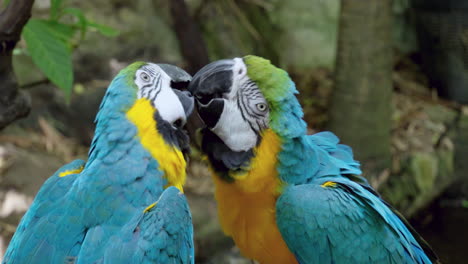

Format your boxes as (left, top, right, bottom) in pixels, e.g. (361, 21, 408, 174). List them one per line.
(188, 55, 439, 264)
(4, 62, 195, 263)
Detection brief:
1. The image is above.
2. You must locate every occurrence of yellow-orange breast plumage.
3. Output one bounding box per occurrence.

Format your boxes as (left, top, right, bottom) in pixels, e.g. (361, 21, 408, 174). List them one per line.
(212, 129, 298, 264)
(126, 98, 186, 191)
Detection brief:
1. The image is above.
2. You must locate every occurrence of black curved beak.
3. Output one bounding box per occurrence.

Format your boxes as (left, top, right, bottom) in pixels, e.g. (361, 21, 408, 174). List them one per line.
(187, 59, 234, 128)
(157, 63, 191, 84)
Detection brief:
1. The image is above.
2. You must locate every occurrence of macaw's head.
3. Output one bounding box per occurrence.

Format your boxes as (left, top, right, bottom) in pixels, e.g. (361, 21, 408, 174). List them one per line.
(129, 62, 194, 157)
(105, 62, 194, 159)
(188, 55, 306, 180)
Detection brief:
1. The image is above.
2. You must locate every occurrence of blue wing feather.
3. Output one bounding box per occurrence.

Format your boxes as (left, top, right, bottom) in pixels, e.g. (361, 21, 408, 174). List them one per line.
(4, 159, 85, 263)
(276, 132, 437, 264)
(135, 187, 194, 264)
(276, 183, 431, 264)
(4, 159, 193, 264)
(83, 187, 194, 264)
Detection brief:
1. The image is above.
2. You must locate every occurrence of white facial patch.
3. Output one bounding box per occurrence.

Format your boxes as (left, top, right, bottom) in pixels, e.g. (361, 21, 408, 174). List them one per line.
(135, 63, 186, 125)
(227, 58, 249, 99)
(153, 83, 187, 125)
(203, 58, 269, 152)
(212, 99, 258, 152)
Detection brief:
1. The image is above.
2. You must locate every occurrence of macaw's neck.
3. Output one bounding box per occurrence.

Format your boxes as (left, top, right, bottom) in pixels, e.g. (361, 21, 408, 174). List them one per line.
(126, 98, 187, 191)
(86, 85, 186, 192)
(276, 135, 320, 185)
(211, 128, 363, 188)
(211, 129, 283, 193)
(209, 128, 315, 191)
(210, 129, 298, 263)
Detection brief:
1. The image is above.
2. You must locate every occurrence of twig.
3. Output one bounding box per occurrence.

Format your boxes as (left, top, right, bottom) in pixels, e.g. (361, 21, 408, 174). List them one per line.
(20, 79, 50, 89)
(226, 0, 261, 41)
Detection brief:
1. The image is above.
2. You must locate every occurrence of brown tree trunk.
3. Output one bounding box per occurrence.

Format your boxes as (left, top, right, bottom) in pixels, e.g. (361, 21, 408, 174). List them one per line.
(169, 0, 210, 75)
(327, 0, 393, 180)
(0, 0, 34, 129)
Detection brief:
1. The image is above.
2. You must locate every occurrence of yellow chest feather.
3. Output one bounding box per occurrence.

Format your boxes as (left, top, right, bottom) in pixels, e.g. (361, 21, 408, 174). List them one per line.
(126, 98, 186, 191)
(212, 129, 297, 264)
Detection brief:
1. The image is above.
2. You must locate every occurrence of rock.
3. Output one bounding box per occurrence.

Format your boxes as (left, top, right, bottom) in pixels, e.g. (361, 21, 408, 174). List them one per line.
(380, 99, 465, 217)
(411, 153, 438, 193)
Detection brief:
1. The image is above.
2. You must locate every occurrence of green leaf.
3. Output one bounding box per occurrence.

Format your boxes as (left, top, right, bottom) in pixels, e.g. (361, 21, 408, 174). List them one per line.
(40, 21, 76, 49)
(22, 19, 73, 99)
(87, 21, 120, 37)
(50, 0, 65, 20)
(62, 7, 88, 39)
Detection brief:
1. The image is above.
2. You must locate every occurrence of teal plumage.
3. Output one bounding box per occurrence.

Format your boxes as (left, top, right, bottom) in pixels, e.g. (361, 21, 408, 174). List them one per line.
(250, 56, 436, 263)
(188, 55, 438, 264)
(276, 133, 434, 264)
(4, 62, 194, 263)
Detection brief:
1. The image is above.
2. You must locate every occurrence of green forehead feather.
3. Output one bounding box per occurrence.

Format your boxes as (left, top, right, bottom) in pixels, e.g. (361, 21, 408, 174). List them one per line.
(243, 55, 290, 102)
(243, 55, 306, 138)
(120, 61, 147, 85)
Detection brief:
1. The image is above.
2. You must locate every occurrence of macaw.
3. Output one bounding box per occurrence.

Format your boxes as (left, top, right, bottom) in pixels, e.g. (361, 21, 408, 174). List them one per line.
(4, 62, 195, 264)
(187, 55, 439, 264)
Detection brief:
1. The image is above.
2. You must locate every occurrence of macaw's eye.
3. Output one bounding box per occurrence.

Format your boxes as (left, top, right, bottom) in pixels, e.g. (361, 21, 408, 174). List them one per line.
(140, 72, 151, 82)
(256, 103, 268, 112)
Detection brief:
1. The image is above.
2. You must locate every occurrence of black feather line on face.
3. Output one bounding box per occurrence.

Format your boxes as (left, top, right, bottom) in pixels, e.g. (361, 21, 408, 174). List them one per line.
(153, 111, 191, 160)
(148, 75, 162, 104)
(201, 128, 254, 182)
(236, 93, 259, 136)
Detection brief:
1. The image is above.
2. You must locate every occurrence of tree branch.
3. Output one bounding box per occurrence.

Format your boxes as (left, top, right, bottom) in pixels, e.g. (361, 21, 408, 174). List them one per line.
(0, 0, 34, 46)
(0, 0, 35, 129)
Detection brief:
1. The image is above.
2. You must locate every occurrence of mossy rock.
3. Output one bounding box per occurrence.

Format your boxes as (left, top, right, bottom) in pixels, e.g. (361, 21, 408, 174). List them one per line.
(410, 153, 438, 193)
(380, 149, 455, 216)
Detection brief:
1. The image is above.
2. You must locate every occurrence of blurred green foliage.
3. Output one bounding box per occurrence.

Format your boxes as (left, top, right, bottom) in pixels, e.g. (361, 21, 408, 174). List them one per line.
(19, 0, 119, 100)
(463, 200, 468, 208)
